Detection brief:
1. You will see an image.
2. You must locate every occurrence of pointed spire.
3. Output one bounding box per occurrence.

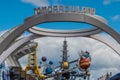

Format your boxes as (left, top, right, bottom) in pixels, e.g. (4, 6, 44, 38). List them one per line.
(62, 37, 68, 62)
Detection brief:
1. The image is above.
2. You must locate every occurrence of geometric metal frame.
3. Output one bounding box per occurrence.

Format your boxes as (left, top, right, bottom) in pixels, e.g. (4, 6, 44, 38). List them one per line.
(0, 13, 120, 55)
(0, 34, 120, 65)
(0, 11, 120, 64)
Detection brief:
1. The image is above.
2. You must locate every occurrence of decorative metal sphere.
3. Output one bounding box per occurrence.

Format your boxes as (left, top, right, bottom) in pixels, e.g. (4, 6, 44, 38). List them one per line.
(45, 67, 53, 74)
(63, 61, 69, 69)
(49, 61, 53, 65)
(41, 56, 47, 62)
(78, 58, 90, 69)
(39, 61, 42, 64)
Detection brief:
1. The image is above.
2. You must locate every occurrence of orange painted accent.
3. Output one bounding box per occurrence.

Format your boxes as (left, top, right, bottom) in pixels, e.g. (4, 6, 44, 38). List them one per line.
(79, 58, 91, 69)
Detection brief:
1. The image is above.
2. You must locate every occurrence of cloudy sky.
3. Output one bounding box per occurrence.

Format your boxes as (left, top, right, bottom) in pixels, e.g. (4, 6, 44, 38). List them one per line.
(0, 0, 120, 80)
(18, 36, 120, 80)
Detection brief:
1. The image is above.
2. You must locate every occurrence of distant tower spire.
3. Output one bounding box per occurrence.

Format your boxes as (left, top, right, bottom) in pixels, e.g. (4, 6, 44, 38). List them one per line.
(62, 37, 68, 62)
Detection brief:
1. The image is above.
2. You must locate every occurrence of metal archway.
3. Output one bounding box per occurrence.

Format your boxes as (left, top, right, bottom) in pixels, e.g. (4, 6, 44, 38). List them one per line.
(0, 34, 120, 64)
(0, 6, 120, 64)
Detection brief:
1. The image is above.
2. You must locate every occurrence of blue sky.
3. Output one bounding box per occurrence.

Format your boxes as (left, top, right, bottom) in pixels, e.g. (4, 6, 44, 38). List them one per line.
(0, 0, 120, 79)
(0, 0, 120, 33)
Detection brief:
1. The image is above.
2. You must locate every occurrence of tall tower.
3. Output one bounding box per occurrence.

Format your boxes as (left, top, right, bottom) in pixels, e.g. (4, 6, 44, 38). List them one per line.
(61, 38, 70, 79)
(62, 38, 68, 62)
(61, 38, 69, 69)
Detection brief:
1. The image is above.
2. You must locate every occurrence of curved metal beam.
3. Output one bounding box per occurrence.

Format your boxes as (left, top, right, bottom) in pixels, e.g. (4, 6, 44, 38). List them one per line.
(29, 27, 102, 37)
(1, 13, 119, 55)
(1, 33, 120, 65)
(6, 56, 20, 66)
(0, 28, 17, 50)
(89, 34, 120, 56)
(25, 13, 120, 43)
(6, 42, 38, 67)
(0, 34, 40, 64)
(13, 42, 38, 59)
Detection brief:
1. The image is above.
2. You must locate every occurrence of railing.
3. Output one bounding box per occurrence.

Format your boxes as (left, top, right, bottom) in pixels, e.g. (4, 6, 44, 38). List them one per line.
(14, 42, 37, 59)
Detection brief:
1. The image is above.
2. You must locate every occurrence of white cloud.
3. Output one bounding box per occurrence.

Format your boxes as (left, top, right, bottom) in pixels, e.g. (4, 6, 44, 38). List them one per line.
(111, 15, 120, 21)
(104, 0, 111, 5)
(21, 0, 61, 7)
(19, 36, 120, 79)
(103, 0, 120, 5)
(21, 0, 50, 7)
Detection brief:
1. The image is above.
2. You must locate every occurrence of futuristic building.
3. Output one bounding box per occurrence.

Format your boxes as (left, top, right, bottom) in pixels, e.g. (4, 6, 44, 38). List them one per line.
(0, 6, 120, 79)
